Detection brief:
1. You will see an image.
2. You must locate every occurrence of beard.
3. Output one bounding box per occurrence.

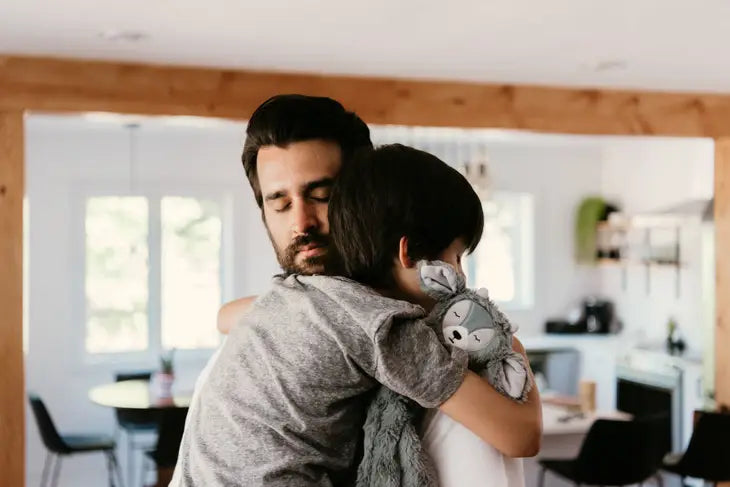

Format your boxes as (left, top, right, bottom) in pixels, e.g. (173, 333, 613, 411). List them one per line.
(270, 230, 331, 275)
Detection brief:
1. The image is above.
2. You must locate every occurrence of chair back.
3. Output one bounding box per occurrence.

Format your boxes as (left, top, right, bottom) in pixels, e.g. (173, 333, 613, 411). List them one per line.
(574, 415, 666, 485)
(675, 411, 730, 481)
(27, 393, 69, 454)
(114, 370, 156, 428)
(115, 371, 153, 383)
(149, 408, 189, 468)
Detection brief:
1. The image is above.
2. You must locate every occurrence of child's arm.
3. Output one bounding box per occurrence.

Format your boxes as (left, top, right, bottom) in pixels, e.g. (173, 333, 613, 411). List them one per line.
(216, 296, 257, 334)
(438, 336, 542, 458)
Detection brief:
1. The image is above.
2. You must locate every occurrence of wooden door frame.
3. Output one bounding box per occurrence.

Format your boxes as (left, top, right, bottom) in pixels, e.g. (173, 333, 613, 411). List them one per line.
(2, 54, 728, 487)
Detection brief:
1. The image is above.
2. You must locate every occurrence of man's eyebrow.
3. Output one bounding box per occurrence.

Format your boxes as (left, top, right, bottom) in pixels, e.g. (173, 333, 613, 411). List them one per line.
(302, 178, 335, 194)
(264, 178, 335, 202)
(264, 190, 287, 202)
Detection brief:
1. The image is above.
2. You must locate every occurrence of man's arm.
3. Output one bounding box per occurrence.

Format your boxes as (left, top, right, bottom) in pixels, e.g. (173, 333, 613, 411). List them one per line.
(217, 296, 257, 334)
(438, 337, 542, 458)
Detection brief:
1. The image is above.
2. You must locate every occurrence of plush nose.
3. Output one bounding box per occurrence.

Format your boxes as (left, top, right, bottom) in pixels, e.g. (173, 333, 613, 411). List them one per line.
(452, 330, 462, 340)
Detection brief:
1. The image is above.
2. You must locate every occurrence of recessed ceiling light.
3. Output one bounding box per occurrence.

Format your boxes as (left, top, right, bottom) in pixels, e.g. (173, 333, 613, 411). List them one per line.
(584, 59, 628, 73)
(98, 29, 149, 43)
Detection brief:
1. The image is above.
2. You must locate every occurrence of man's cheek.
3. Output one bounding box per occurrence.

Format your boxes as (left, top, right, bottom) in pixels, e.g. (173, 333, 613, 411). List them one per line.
(319, 206, 331, 234)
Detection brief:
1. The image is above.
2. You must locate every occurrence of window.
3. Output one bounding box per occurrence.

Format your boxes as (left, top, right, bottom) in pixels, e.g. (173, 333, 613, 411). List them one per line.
(465, 191, 534, 310)
(161, 197, 222, 350)
(86, 197, 149, 353)
(84, 194, 225, 355)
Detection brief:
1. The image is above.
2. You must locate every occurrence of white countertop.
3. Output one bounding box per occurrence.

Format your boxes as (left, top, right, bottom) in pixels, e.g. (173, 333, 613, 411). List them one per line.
(520, 333, 625, 351)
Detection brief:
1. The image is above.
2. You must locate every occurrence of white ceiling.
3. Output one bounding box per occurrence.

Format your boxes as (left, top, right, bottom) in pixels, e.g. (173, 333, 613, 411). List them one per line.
(2, 0, 730, 93)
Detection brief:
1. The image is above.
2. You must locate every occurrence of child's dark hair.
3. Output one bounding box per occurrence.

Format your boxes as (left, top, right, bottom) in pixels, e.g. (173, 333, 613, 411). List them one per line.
(241, 94, 373, 208)
(329, 144, 484, 288)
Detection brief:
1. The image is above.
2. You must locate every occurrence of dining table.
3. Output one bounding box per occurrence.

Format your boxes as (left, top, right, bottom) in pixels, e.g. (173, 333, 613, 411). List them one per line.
(89, 380, 193, 487)
(89, 379, 193, 411)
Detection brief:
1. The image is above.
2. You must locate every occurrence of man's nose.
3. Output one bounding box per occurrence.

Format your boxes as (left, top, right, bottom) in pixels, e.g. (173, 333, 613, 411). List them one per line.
(292, 201, 319, 235)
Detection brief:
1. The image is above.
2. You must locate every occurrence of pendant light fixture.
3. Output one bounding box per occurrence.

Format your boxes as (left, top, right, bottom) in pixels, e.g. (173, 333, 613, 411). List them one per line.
(125, 122, 140, 195)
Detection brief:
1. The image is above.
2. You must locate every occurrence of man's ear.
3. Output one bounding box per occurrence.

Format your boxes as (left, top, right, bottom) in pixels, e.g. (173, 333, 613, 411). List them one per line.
(398, 236, 416, 269)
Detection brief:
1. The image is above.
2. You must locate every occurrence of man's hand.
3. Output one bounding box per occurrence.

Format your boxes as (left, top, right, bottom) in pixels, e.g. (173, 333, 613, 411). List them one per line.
(217, 296, 257, 334)
(438, 336, 542, 457)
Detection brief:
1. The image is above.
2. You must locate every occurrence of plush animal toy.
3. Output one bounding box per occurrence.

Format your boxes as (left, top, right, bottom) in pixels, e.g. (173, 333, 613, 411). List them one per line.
(419, 260, 530, 401)
(355, 261, 531, 487)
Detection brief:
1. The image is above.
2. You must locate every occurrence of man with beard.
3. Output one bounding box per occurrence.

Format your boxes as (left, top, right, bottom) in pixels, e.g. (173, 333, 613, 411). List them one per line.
(215, 94, 371, 333)
(171, 94, 374, 486)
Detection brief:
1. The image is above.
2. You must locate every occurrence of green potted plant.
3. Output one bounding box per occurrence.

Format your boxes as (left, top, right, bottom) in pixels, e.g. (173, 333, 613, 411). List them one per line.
(575, 197, 623, 264)
(575, 197, 605, 264)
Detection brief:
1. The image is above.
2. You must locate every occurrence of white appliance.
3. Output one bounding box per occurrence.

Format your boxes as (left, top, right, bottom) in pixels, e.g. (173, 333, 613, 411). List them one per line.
(616, 348, 704, 452)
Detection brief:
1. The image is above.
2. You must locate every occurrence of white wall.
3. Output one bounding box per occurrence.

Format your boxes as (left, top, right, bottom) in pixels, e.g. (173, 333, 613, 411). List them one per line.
(597, 136, 714, 353)
(24, 115, 279, 487)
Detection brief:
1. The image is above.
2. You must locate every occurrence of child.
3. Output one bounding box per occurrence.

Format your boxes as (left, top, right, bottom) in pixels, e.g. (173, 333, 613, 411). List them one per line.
(174, 144, 540, 486)
(330, 144, 534, 487)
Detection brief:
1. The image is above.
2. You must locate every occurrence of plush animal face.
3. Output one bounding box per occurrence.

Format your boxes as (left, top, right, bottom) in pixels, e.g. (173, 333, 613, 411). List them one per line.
(418, 260, 511, 355)
(418, 260, 530, 403)
(441, 299, 498, 352)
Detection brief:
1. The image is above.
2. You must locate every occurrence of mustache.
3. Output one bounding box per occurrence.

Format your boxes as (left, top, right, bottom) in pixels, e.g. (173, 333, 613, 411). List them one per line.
(288, 232, 329, 252)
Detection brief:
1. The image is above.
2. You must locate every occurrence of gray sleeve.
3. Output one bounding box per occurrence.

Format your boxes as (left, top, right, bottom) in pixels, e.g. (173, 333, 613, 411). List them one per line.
(371, 313, 469, 408)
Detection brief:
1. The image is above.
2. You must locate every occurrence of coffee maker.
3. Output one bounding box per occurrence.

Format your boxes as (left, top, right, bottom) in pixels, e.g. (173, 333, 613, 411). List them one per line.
(545, 297, 618, 334)
(579, 297, 617, 334)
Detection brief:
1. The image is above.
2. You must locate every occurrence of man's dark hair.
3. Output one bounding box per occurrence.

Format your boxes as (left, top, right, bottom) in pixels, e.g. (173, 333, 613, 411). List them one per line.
(329, 144, 484, 288)
(242, 94, 373, 207)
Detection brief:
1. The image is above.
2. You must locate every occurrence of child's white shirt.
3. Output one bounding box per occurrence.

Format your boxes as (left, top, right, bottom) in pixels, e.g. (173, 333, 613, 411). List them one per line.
(421, 409, 525, 487)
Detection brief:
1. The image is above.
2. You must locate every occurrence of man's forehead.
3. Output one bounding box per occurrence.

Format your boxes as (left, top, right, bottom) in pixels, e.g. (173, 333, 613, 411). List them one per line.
(257, 140, 342, 193)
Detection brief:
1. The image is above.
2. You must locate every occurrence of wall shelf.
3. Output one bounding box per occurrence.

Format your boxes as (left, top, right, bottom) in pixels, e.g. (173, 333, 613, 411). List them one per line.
(594, 217, 683, 297)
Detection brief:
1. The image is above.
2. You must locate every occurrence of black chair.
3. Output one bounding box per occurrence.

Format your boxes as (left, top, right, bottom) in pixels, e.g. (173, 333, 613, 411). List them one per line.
(114, 371, 157, 487)
(139, 408, 188, 487)
(538, 416, 666, 486)
(28, 392, 123, 487)
(662, 411, 730, 486)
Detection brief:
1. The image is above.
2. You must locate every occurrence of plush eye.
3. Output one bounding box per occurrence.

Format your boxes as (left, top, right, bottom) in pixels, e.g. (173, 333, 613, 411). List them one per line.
(443, 300, 472, 329)
(468, 328, 497, 351)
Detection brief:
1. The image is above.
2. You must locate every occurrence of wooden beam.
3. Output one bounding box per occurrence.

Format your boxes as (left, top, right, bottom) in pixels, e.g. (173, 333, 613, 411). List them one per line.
(4, 54, 730, 136)
(0, 110, 25, 487)
(712, 139, 730, 487)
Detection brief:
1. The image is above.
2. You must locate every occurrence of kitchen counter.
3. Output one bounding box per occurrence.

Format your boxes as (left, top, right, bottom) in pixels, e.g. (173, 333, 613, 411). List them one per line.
(521, 333, 625, 351)
(520, 333, 629, 410)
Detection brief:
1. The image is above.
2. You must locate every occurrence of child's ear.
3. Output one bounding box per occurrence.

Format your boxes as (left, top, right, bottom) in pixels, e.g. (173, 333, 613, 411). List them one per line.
(397, 236, 416, 269)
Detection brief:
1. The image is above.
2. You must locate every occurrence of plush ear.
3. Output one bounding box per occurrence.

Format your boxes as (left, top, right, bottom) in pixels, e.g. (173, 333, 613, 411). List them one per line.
(495, 355, 529, 401)
(418, 261, 465, 298)
(476, 288, 490, 299)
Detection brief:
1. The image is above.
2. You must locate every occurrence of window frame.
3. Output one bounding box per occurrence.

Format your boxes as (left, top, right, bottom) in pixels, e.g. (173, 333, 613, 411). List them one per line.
(72, 182, 234, 366)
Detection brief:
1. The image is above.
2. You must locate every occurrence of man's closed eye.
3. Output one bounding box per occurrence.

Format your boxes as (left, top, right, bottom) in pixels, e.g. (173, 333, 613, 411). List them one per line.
(308, 186, 331, 202)
(272, 201, 291, 212)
